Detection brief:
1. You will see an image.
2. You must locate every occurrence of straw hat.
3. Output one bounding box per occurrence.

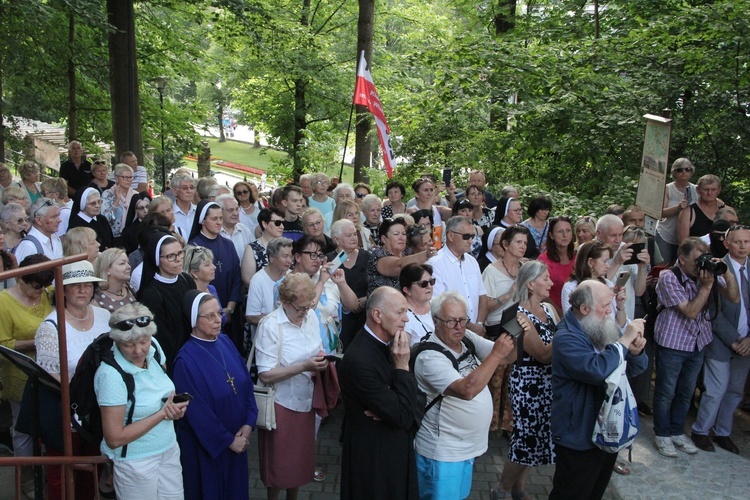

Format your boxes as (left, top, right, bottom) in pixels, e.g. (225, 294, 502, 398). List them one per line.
(61, 260, 106, 286)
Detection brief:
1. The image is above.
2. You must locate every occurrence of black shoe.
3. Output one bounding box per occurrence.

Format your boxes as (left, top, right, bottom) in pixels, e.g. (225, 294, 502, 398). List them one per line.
(638, 402, 653, 416)
(690, 432, 715, 452)
(713, 435, 740, 454)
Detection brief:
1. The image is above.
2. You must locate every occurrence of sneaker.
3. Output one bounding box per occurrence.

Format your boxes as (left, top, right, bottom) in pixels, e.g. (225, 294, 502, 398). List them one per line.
(671, 434, 698, 454)
(654, 436, 678, 457)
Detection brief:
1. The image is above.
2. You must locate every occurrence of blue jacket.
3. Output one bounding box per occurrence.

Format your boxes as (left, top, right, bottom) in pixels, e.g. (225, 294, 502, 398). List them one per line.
(551, 309, 648, 451)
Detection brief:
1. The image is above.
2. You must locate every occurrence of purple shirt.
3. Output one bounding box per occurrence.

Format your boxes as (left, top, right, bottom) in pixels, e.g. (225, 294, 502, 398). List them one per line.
(654, 263, 722, 352)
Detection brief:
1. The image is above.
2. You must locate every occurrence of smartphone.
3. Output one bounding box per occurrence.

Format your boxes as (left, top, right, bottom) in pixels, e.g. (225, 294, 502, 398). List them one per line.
(327, 250, 347, 274)
(614, 271, 631, 290)
(442, 168, 452, 187)
(162, 392, 194, 404)
(623, 242, 646, 265)
(324, 354, 342, 362)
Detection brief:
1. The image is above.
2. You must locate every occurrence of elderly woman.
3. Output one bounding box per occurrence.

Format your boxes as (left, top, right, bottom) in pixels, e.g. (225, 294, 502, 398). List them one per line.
(302, 207, 336, 254)
(35, 260, 110, 500)
(63, 227, 100, 263)
(1, 185, 32, 213)
(1, 202, 29, 252)
(94, 248, 136, 312)
(655, 158, 696, 263)
(479, 226, 505, 272)
(332, 182, 355, 207)
(493, 261, 557, 500)
(241, 208, 286, 286)
(381, 180, 406, 220)
(69, 187, 115, 251)
(41, 177, 73, 236)
(88, 159, 115, 193)
(574, 215, 597, 247)
(120, 192, 152, 255)
(328, 219, 370, 351)
(173, 290, 258, 500)
(234, 181, 263, 237)
(538, 216, 575, 313)
(406, 223, 433, 256)
(254, 273, 329, 500)
(367, 216, 436, 295)
(333, 199, 374, 250)
(677, 173, 722, 243)
(0, 162, 15, 199)
(102, 163, 138, 239)
(137, 231, 197, 372)
(400, 263, 435, 346)
(18, 160, 42, 204)
(0, 255, 54, 462)
(492, 196, 524, 228)
(360, 194, 382, 244)
(521, 195, 552, 254)
(0, 226, 17, 291)
(95, 302, 189, 499)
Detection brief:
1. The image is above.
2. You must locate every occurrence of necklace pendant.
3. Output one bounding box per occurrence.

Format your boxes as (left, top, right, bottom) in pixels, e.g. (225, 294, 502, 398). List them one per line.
(227, 373, 237, 395)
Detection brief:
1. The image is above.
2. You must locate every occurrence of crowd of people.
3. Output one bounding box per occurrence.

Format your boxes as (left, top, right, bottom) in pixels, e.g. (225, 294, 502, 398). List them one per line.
(0, 149, 748, 500)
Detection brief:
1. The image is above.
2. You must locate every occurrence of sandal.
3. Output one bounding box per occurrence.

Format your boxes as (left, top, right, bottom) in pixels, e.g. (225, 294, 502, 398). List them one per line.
(490, 487, 511, 500)
(613, 461, 631, 476)
(511, 491, 532, 500)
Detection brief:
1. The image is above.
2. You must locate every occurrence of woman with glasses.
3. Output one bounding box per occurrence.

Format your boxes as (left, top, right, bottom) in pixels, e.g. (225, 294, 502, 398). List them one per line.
(120, 192, 153, 255)
(173, 290, 258, 500)
(574, 216, 597, 247)
(234, 181, 263, 237)
(655, 158, 696, 264)
(0, 255, 54, 472)
(95, 302, 189, 499)
(241, 208, 286, 287)
(368, 217, 437, 295)
(0, 202, 29, 252)
(381, 180, 406, 220)
(69, 187, 115, 251)
(254, 272, 329, 500)
(333, 199, 375, 250)
(538, 216, 575, 313)
(302, 208, 336, 254)
(88, 159, 115, 193)
(18, 160, 42, 204)
(521, 195, 553, 254)
(400, 263, 435, 346)
(137, 231, 196, 372)
(101, 164, 138, 241)
(34, 260, 110, 500)
(94, 248, 137, 313)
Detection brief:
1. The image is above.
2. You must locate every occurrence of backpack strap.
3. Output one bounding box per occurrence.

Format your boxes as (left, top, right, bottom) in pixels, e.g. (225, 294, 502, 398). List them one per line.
(411, 336, 478, 413)
(17, 234, 44, 256)
(99, 356, 136, 458)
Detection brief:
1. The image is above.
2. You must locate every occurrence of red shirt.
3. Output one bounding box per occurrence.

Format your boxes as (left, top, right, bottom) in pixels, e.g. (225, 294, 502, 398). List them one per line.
(539, 251, 575, 311)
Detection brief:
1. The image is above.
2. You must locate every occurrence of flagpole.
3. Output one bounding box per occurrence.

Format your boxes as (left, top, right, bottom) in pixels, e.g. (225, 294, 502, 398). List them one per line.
(339, 99, 355, 181)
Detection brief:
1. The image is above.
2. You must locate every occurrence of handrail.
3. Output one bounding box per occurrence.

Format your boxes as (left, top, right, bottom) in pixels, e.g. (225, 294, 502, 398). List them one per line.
(0, 253, 89, 499)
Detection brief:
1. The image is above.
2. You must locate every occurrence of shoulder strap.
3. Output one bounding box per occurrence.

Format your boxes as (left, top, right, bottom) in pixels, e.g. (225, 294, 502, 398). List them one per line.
(20, 234, 44, 255)
(44, 319, 57, 329)
(99, 355, 135, 458)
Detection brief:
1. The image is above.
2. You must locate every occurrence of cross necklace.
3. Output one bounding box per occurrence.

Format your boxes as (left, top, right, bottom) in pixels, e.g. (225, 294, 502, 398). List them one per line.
(192, 337, 236, 394)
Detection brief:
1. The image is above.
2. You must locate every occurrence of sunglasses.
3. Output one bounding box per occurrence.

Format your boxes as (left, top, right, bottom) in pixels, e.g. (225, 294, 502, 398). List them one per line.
(415, 278, 436, 288)
(235, 190, 249, 195)
(726, 224, 750, 236)
(27, 281, 49, 290)
(268, 219, 284, 227)
(114, 316, 152, 331)
(449, 230, 474, 241)
(674, 167, 694, 173)
(355, 192, 368, 198)
(94, 161, 107, 165)
(32, 199, 54, 219)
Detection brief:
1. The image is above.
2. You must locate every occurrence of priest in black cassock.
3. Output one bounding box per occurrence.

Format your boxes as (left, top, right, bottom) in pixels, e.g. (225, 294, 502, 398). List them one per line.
(338, 286, 420, 500)
(67, 187, 114, 251)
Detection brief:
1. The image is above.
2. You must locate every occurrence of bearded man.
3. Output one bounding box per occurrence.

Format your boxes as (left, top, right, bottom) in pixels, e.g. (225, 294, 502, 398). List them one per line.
(549, 280, 648, 500)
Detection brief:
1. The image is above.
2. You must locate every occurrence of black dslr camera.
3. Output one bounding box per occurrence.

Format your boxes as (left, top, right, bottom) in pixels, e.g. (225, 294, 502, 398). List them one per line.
(696, 253, 727, 275)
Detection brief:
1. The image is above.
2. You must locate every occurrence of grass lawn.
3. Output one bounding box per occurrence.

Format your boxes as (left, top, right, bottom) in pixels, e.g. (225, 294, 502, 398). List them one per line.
(198, 138, 287, 170)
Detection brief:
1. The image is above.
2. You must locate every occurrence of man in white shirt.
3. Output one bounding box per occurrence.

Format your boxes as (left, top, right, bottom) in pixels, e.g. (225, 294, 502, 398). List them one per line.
(14, 197, 63, 263)
(413, 291, 514, 499)
(120, 151, 148, 193)
(216, 193, 253, 259)
(171, 173, 196, 239)
(429, 216, 488, 336)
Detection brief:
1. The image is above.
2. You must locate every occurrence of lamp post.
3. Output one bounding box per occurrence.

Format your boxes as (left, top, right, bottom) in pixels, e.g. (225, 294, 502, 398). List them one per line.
(154, 77, 168, 192)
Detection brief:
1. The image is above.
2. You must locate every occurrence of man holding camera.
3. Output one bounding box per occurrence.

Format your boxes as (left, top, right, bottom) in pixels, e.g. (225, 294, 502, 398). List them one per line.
(652, 237, 739, 457)
(691, 226, 750, 454)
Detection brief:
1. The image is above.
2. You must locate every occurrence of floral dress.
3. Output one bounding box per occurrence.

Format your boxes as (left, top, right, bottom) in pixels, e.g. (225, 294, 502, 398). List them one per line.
(508, 305, 556, 466)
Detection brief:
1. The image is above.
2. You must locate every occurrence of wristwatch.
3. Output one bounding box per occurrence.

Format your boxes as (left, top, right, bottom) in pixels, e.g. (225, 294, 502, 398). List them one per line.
(496, 296, 504, 306)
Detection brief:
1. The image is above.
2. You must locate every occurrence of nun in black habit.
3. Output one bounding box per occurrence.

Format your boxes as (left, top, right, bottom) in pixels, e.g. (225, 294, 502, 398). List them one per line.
(67, 186, 114, 252)
(120, 192, 153, 255)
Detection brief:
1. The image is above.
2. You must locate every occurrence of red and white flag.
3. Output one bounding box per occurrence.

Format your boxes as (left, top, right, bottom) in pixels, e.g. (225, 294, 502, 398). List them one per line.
(353, 51, 397, 178)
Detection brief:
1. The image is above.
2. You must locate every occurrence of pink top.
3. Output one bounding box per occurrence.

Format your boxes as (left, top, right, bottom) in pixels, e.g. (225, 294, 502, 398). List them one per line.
(539, 251, 575, 311)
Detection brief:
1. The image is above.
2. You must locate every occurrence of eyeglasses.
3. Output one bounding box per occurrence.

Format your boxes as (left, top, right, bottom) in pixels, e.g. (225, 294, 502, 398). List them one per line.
(32, 199, 54, 219)
(449, 230, 474, 241)
(268, 219, 284, 227)
(355, 192, 368, 198)
(93, 161, 107, 165)
(674, 167, 694, 173)
(435, 316, 470, 329)
(415, 278, 436, 288)
(301, 251, 325, 261)
(198, 312, 223, 322)
(726, 225, 750, 236)
(316, 180, 329, 186)
(235, 190, 249, 195)
(289, 301, 315, 313)
(179, 185, 196, 191)
(136, 205, 149, 211)
(28, 281, 48, 290)
(87, 199, 103, 206)
(114, 316, 152, 331)
(14, 217, 31, 225)
(160, 249, 186, 262)
(116, 175, 133, 180)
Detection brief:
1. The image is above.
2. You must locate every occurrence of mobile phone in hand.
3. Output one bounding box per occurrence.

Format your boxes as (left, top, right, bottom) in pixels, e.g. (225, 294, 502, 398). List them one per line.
(162, 392, 194, 404)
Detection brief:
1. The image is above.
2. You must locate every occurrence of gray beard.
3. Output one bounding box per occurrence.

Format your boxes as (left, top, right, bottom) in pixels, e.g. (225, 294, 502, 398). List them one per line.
(579, 314, 621, 350)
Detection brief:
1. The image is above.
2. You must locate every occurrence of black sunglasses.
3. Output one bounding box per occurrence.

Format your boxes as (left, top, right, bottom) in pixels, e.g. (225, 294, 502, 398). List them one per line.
(267, 220, 284, 227)
(416, 278, 436, 288)
(32, 199, 54, 219)
(449, 230, 473, 241)
(114, 316, 152, 331)
(673, 167, 694, 173)
(235, 190, 249, 195)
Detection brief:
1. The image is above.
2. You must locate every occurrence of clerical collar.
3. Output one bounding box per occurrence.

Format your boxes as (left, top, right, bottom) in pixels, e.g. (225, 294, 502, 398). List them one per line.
(78, 212, 95, 223)
(190, 334, 217, 343)
(154, 273, 178, 284)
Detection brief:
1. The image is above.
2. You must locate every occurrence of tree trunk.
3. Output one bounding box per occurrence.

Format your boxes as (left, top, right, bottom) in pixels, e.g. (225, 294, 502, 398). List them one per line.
(107, 0, 143, 162)
(490, 0, 517, 128)
(253, 127, 261, 148)
(354, 0, 375, 182)
(197, 141, 211, 178)
(0, 1, 5, 161)
(67, 8, 77, 141)
(292, 77, 307, 181)
(218, 106, 226, 142)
